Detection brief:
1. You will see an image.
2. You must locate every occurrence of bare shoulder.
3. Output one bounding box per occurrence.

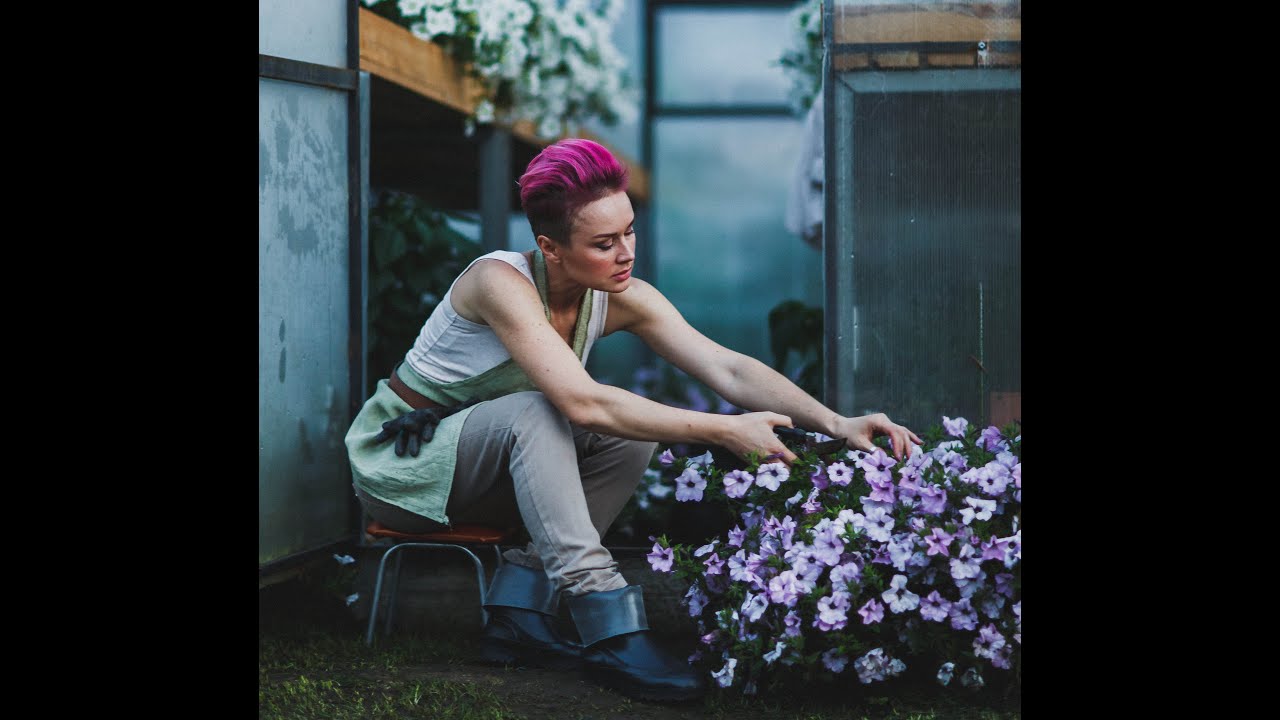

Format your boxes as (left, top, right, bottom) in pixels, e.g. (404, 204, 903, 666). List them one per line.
(451, 255, 539, 324)
(604, 277, 678, 334)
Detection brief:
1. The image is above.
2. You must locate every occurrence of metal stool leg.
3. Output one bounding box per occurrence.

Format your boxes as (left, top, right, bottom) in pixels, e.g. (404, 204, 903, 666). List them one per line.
(384, 549, 405, 637)
(365, 545, 399, 646)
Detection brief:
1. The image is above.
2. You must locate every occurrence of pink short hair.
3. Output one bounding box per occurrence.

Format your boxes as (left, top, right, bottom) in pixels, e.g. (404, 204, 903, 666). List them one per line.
(518, 138, 629, 245)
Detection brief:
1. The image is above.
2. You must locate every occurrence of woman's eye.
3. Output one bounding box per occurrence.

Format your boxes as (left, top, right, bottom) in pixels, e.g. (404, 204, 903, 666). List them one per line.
(596, 242, 614, 250)
(625, 228, 635, 236)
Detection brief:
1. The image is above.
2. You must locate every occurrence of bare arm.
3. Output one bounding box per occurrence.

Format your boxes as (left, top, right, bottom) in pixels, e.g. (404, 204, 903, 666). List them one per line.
(453, 261, 798, 461)
(610, 279, 922, 460)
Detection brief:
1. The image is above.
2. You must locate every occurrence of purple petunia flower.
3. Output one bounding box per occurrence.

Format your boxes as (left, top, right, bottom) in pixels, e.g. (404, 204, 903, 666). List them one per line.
(812, 524, 846, 566)
(973, 623, 1007, 659)
(940, 450, 969, 475)
(711, 657, 737, 688)
(777, 515, 798, 548)
(826, 461, 854, 486)
(802, 488, 823, 515)
(722, 469, 754, 499)
(821, 648, 848, 673)
(980, 594, 1005, 619)
(948, 597, 979, 631)
(955, 569, 987, 600)
(881, 574, 921, 614)
(990, 644, 1014, 670)
(783, 609, 803, 637)
(685, 585, 708, 616)
(867, 474, 897, 504)
(918, 483, 948, 515)
(658, 449, 675, 465)
(647, 542, 673, 572)
(740, 592, 769, 623)
(767, 570, 805, 607)
(829, 561, 862, 588)
(728, 550, 759, 585)
(978, 462, 1012, 496)
(949, 543, 983, 581)
(675, 467, 707, 502)
(703, 552, 725, 575)
(898, 473, 922, 500)
(887, 536, 915, 571)
(853, 648, 895, 684)
(959, 497, 997, 525)
(937, 661, 956, 686)
(943, 415, 969, 438)
(763, 641, 787, 665)
(857, 447, 898, 486)
(995, 572, 1016, 598)
(924, 527, 954, 556)
(810, 464, 829, 490)
(862, 506, 895, 542)
(755, 462, 789, 491)
(815, 591, 852, 631)
(919, 590, 951, 622)
(727, 525, 747, 548)
(977, 425, 1007, 452)
(982, 535, 1011, 562)
(858, 598, 885, 625)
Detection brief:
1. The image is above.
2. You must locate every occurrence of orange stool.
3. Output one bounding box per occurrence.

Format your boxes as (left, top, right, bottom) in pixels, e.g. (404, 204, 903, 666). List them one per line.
(363, 520, 517, 645)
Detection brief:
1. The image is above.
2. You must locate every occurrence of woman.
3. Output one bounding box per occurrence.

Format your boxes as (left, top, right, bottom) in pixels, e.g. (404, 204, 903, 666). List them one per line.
(346, 138, 921, 702)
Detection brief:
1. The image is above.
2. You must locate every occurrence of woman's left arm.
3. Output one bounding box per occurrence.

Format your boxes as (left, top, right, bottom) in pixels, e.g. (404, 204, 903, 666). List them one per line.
(611, 279, 922, 460)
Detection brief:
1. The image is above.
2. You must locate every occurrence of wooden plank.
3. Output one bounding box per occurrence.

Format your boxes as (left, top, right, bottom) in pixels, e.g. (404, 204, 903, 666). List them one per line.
(837, 8, 1020, 45)
(988, 391, 1021, 428)
(359, 8, 482, 114)
(981, 50, 1021, 66)
(873, 51, 921, 69)
(834, 52, 872, 71)
(925, 52, 976, 67)
(358, 7, 649, 202)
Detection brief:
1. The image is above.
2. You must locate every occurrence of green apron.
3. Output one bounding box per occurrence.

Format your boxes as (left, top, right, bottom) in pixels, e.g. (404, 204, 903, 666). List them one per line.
(344, 250, 596, 525)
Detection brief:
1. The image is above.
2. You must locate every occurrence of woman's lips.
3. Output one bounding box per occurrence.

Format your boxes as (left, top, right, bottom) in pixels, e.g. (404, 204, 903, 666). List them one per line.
(611, 268, 632, 281)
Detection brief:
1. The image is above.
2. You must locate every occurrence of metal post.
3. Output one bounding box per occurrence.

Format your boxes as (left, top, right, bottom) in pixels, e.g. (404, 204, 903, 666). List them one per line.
(478, 126, 512, 253)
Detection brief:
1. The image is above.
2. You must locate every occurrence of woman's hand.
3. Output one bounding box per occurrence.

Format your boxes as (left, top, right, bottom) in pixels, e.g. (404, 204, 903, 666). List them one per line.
(833, 413, 923, 461)
(720, 412, 799, 464)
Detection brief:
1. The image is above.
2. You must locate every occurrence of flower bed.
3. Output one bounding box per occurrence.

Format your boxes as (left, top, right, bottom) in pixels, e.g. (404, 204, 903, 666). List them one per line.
(647, 416, 1021, 695)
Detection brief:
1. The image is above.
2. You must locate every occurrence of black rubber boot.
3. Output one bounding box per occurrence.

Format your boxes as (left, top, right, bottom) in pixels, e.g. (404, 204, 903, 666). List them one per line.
(478, 564, 582, 670)
(568, 585, 707, 702)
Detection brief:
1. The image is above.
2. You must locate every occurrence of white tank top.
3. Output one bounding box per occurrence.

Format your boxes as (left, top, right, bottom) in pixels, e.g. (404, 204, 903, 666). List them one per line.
(403, 250, 609, 383)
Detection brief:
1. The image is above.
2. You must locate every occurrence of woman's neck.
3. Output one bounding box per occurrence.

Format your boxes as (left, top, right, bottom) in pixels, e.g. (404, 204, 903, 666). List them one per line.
(531, 249, 587, 313)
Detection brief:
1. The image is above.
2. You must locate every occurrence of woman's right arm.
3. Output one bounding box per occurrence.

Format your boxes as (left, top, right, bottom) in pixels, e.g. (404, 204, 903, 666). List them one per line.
(452, 260, 799, 462)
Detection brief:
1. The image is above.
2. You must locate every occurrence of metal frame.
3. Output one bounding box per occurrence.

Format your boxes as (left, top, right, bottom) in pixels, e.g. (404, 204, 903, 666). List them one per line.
(820, 0, 1020, 416)
(257, 7, 369, 567)
(364, 541, 505, 645)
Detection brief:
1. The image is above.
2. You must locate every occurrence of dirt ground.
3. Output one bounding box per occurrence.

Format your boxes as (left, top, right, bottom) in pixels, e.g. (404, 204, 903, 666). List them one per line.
(259, 575, 1020, 719)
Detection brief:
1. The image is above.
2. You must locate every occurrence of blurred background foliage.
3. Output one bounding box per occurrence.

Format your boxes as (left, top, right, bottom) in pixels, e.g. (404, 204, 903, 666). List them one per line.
(367, 190, 483, 397)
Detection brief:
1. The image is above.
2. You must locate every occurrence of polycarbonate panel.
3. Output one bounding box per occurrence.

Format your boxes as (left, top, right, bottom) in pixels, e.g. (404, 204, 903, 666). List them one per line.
(657, 5, 793, 107)
(831, 78, 1020, 431)
(259, 77, 353, 565)
(632, 116, 819, 379)
(259, 0, 348, 67)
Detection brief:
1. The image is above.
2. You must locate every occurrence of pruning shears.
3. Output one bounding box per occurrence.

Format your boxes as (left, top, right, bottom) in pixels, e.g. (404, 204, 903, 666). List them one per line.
(773, 426, 848, 455)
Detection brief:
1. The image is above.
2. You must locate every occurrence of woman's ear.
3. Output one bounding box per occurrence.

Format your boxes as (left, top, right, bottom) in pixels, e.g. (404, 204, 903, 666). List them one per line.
(536, 234, 562, 263)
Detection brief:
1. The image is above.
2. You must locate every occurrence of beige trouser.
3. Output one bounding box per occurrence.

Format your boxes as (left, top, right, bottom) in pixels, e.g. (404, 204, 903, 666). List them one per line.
(357, 390, 656, 597)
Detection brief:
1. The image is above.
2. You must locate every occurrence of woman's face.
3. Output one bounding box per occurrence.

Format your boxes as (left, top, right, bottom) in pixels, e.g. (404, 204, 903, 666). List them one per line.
(555, 190, 636, 292)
